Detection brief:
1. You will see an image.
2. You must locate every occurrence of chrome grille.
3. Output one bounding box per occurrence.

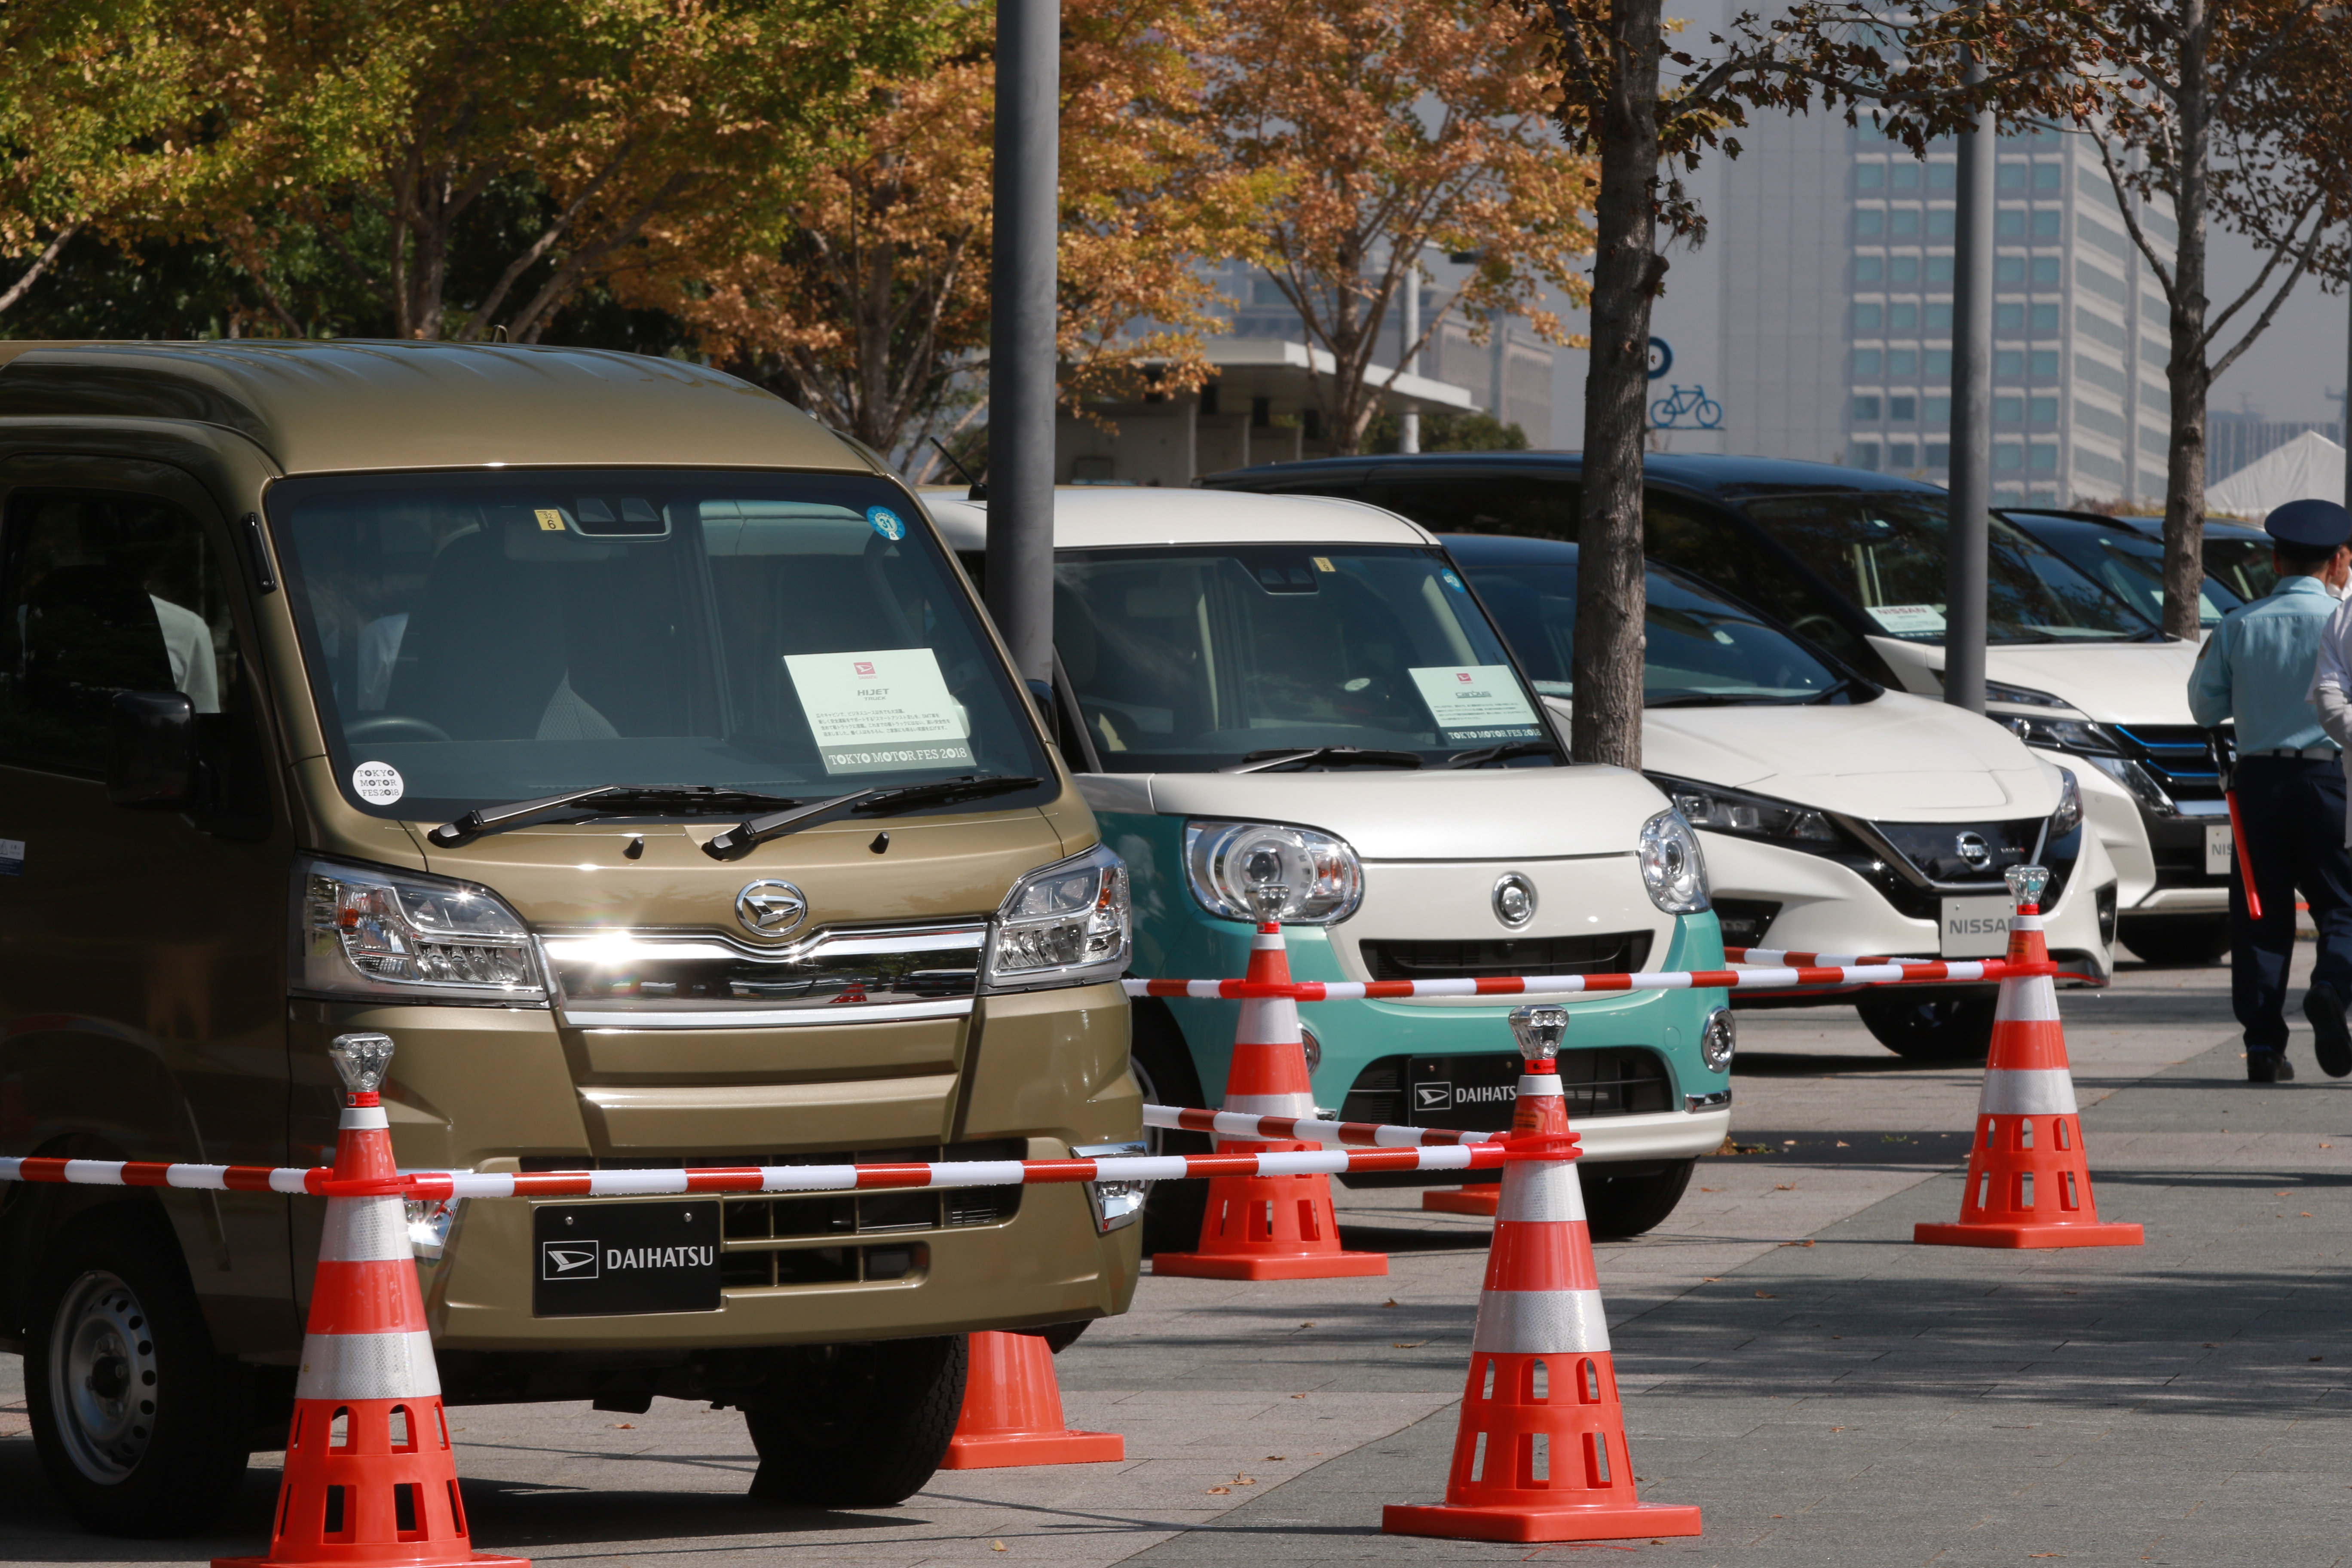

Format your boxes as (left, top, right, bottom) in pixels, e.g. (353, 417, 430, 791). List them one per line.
(542, 922, 984, 1028)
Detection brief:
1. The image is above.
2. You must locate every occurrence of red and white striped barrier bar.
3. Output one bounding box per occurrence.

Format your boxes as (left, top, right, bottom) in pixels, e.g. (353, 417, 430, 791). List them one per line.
(0, 1141, 1511, 1200)
(0, 1155, 331, 1193)
(1142, 1103, 1499, 1148)
(1724, 946, 1894, 968)
(1122, 957, 2041, 1001)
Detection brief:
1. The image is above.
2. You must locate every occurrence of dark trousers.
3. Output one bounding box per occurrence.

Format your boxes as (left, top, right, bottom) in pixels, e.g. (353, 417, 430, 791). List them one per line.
(2231, 756, 2352, 1051)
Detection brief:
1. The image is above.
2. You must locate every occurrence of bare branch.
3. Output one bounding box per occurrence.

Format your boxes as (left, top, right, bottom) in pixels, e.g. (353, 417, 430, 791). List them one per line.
(2209, 211, 2325, 381)
(2203, 192, 2319, 348)
(0, 222, 81, 315)
(464, 141, 640, 339)
(2094, 133, 2175, 303)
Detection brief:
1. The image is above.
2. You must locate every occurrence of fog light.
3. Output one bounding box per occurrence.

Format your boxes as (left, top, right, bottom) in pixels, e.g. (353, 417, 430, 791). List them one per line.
(1700, 1008, 1736, 1072)
(406, 1197, 459, 1259)
(1075, 1141, 1149, 1233)
(1300, 1024, 1322, 1078)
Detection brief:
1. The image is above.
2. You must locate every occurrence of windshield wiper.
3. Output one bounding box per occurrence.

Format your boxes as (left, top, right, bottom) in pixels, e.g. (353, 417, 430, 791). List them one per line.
(1645, 694, 1752, 709)
(1805, 676, 1868, 704)
(1444, 739, 1559, 769)
(703, 774, 1042, 860)
(1221, 746, 1425, 774)
(428, 784, 810, 847)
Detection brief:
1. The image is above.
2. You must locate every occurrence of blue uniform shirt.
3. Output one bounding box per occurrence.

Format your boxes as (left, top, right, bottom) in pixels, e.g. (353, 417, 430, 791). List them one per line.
(2188, 574, 2343, 753)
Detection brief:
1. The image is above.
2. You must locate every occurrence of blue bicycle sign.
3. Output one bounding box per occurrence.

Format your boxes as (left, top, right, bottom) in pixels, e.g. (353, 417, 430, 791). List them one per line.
(1650, 383, 1722, 431)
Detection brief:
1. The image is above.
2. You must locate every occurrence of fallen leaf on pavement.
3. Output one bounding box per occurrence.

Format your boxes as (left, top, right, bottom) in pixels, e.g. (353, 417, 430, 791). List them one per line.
(990, 1542, 1008, 1553)
(1700, 1187, 1720, 1192)
(608, 1423, 634, 1429)
(1236, 1476, 1256, 1485)
(2302, 1212, 2314, 1218)
(1381, 1298, 1399, 1308)
(1290, 1393, 1306, 1399)
(1206, 1486, 1231, 1495)
(1393, 1341, 1426, 1349)
(1265, 1455, 1286, 1461)
(1776, 1183, 1796, 1191)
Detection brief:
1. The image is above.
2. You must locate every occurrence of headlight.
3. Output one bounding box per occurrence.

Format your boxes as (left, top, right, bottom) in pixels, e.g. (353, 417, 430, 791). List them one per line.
(2085, 753, 2176, 813)
(2006, 715, 2118, 755)
(294, 857, 544, 1003)
(988, 842, 1130, 990)
(1700, 1008, 1736, 1072)
(1651, 775, 1838, 845)
(1639, 810, 1711, 914)
(2050, 766, 2083, 837)
(1184, 820, 1364, 924)
(1984, 680, 2069, 709)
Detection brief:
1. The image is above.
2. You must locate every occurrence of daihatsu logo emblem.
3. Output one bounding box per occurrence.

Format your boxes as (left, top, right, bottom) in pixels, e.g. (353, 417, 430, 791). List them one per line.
(1954, 831, 1993, 871)
(736, 879, 808, 936)
(541, 1241, 600, 1280)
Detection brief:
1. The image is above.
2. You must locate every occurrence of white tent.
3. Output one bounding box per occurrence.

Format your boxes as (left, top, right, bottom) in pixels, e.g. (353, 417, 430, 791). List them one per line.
(2205, 429, 2346, 520)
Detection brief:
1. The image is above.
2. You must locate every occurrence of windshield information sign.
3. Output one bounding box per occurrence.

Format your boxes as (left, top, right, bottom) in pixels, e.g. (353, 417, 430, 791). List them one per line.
(785, 646, 977, 775)
(1408, 664, 1543, 742)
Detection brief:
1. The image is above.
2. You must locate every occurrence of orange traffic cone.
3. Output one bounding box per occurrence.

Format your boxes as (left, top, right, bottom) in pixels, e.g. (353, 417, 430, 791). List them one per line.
(217, 1034, 525, 1568)
(938, 1331, 1124, 1469)
(1384, 1007, 1701, 1545)
(1915, 865, 2143, 1250)
(1152, 885, 1387, 1280)
(1423, 1185, 1501, 1217)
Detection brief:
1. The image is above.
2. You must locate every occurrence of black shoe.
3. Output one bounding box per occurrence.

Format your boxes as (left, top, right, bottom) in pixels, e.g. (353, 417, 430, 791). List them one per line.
(2306, 985, 2352, 1078)
(2249, 1052, 2296, 1083)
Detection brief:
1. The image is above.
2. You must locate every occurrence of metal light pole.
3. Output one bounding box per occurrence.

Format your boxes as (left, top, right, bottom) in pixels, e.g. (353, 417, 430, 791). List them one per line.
(1400, 252, 1421, 454)
(1944, 58, 1994, 716)
(986, 0, 1059, 689)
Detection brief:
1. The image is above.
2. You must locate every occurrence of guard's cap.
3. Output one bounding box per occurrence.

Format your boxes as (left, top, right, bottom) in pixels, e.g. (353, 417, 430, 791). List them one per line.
(2264, 498, 2352, 551)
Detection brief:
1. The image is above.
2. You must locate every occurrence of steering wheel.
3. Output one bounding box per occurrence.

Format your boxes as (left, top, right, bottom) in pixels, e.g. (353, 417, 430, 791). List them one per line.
(1789, 614, 1845, 644)
(346, 714, 453, 744)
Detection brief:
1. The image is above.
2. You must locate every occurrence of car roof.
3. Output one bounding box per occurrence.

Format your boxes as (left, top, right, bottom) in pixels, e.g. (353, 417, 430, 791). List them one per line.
(921, 486, 1434, 551)
(0, 339, 864, 476)
(2005, 507, 2269, 543)
(1201, 449, 1950, 504)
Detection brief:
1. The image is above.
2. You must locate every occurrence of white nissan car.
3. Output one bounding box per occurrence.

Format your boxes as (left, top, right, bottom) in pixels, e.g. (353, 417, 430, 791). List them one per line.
(1446, 532, 2119, 1061)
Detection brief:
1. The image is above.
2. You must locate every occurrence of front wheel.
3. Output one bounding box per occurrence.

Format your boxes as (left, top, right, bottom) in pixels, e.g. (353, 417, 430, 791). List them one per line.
(1855, 992, 1998, 1061)
(2121, 916, 2230, 968)
(745, 1335, 966, 1508)
(25, 1205, 255, 1537)
(1581, 1159, 1697, 1240)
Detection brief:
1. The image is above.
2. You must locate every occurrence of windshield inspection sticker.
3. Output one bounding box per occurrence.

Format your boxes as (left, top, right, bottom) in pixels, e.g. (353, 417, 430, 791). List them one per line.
(352, 761, 404, 805)
(785, 647, 977, 775)
(866, 505, 907, 542)
(1868, 603, 1948, 634)
(1408, 665, 1544, 742)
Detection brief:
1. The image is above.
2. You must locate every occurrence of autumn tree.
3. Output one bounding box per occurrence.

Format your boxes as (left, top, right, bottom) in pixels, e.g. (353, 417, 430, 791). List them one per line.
(2082, 0, 2352, 637)
(622, 0, 1274, 468)
(1200, 0, 1596, 459)
(1524, 0, 2105, 768)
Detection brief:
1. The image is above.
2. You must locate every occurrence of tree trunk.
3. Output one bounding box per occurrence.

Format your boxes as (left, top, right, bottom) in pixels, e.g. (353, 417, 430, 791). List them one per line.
(2162, 0, 2210, 641)
(1571, 0, 1662, 770)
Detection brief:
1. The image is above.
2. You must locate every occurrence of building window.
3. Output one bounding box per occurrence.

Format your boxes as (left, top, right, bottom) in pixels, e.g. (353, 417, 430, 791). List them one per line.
(1926, 441, 1952, 467)
(2033, 210, 2061, 240)
(1997, 255, 2026, 285)
(1890, 395, 1917, 421)
(1889, 301, 1918, 331)
(1855, 254, 1885, 284)
(1854, 303, 1884, 331)
(1996, 301, 2026, 332)
(2030, 396, 2058, 425)
(1856, 209, 1885, 239)
(1890, 255, 1920, 285)
(2031, 303, 2060, 334)
(2030, 444, 2059, 472)
(1998, 162, 2029, 191)
(2031, 349, 2059, 377)
(1890, 208, 1920, 239)
(1853, 395, 1883, 419)
(2032, 256, 2061, 285)
(2033, 162, 2063, 190)
(1997, 395, 2024, 423)
(1997, 209, 2026, 239)
(1891, 163, 1923, 192)
(1930, 162, 1956, 190)
(1995, 349, 2025, 377)
(1890, 442, 1918, 468)
(1853, 348, 1883, 376)
(1926, 396, 1952, 422)
(1855, 162, 1886, 190)
(1927, 349, 1953, 377)
(1996, 444, 2025, 471)
(1928, 254, 1954, 283)
(1853, 442, 1882, 471)
(1888, 348, 1918, 376)
(1927, 302, 1953, 331)
(1928, 209, 1955, 239)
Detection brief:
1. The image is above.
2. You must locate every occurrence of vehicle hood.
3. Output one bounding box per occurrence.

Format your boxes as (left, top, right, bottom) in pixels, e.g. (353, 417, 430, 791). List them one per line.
(1909, 640, 2200, 723)
(1072, 765, 1668, 860)
(1614, 692, 2060, 820)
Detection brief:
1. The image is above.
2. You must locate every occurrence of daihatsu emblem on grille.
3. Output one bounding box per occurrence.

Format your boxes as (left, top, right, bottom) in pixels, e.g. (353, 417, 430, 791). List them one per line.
(1954, 831, 1993, 871)
(736, 879, 808, 936)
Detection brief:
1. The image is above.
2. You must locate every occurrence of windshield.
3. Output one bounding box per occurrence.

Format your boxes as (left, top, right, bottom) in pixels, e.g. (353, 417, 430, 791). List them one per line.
(1454, 546, 1860, 705)
(2007, 515, 2235, 626)
(1740, 494, 2154, 644)
(271, 470, 1050, 821)
(1053, 544, 1551, 771)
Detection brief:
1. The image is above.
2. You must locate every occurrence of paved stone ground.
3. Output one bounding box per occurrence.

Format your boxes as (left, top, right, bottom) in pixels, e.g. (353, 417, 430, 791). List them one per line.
(7, 945, 2347, 1566)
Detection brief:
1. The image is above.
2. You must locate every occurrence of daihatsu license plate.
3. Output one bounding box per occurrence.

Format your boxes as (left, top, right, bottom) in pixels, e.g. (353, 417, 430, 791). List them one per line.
(533, 1200, 721, 1317)
(1939, 896, 2013, 959)
(1407, 1054, 1521, 1133)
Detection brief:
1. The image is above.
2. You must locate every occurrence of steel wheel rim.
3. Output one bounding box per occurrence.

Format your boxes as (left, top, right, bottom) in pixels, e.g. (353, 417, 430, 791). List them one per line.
(49, 1269, 158, 1484)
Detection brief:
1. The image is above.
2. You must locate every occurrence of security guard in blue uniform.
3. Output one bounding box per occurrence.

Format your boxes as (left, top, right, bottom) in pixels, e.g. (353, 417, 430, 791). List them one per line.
(2188, 497, 2352, 1082)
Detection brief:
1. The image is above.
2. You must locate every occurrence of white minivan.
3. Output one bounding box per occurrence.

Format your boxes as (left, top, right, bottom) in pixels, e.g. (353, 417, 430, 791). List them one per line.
(925, 488, 1734, 1240)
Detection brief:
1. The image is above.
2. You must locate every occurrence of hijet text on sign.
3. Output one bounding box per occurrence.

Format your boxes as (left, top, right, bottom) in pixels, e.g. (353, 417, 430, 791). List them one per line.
(784, 647, 976, 775)
(1407, 665, 1544, 744)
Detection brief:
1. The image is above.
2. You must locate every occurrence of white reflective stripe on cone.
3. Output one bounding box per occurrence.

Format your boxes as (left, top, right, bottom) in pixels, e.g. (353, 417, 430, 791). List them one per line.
(339, 1105, 391, 1131)
(1993, 978, 2060, 1024)
(1224, 1093, 1317, 1118)
(295, 1329, 441, 1400)
(1470, 1289, 1612, 1356)
(1516, 1074, 1563, 1096)
(1252, 928, 1285, 950)
(1234, 994, 1302, 1045)
(2009, 913, 2045, 931)
(1496, 1161, 1586, 1224)
(1977, 1068, 2079, 1116)
(319, 1195, 413, 1263)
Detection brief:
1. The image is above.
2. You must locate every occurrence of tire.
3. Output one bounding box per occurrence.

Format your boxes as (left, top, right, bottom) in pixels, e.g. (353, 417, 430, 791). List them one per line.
(1128, 1006, 1210, 1255)
(2121, 916, 2231, 968)
(1582, 1159, 1697, 1240)
(1855, 992, 1998, 1061)
(745, 1335, 967, 1508)
(24, 1204, 254, 1537)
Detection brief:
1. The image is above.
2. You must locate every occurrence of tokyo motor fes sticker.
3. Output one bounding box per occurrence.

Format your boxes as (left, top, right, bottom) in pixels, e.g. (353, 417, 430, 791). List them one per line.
(783, 648, 976, 775)
(352, 760, 405, 805)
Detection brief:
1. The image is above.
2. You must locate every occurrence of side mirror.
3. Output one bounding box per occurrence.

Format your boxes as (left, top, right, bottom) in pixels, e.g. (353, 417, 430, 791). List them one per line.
(107, 690, 198, 808)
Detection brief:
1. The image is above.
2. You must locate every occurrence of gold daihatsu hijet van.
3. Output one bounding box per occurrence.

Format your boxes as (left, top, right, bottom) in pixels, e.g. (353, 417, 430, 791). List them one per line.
(0, 340, 1140, 1533)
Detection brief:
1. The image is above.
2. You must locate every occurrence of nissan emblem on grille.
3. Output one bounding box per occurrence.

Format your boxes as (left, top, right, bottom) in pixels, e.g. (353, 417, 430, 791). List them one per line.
(1954, 831, 1992, 871)
(736, 879, 808, 936)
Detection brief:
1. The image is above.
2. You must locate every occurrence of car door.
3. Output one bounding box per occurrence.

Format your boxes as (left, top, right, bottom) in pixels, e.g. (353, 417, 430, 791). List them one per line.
(0, 454, 295, 1354)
